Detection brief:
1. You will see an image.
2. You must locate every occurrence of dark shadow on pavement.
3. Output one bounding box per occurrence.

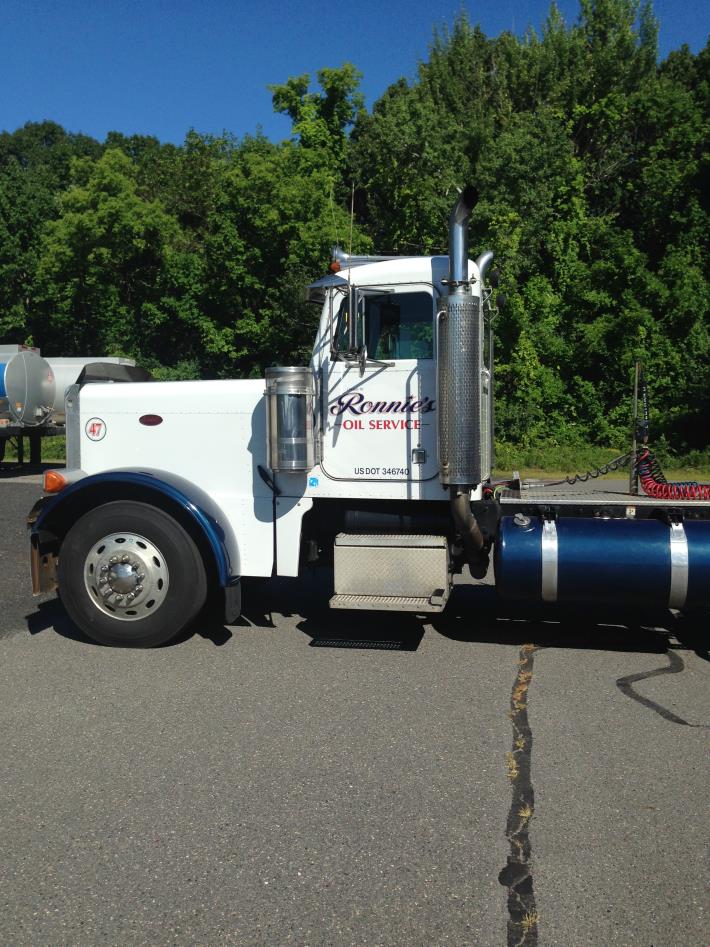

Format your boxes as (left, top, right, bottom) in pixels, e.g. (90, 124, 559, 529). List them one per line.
(26, 598, 94, 644)
(430, 583, 676, 655)
(670, 610, 710, 662)
(25, 573, 697, 658)
(1, 461, 63, 479)
(169, 614, 233, 648)
(26, 596, 233, 648)
(255, 572, 426, 651)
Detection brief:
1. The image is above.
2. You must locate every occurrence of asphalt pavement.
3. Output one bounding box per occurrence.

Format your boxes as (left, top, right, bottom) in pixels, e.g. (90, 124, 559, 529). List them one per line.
(1, 472, 708, 946)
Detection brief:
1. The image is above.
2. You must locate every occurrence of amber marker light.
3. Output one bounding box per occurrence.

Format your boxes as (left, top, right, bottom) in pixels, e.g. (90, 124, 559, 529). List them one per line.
(329, 260, 341, 272)
(44, 470, 67, 494)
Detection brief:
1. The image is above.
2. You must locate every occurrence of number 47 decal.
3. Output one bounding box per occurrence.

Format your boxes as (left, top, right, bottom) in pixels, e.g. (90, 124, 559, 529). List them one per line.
(85, 418, 107, 441)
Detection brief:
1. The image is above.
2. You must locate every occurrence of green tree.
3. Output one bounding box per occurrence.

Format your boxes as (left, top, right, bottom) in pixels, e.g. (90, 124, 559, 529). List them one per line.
(270, 63, 365, 168)
(33, 149, 187, 360)
(0, 122, 102, 344)
(0, 5, 707, 455)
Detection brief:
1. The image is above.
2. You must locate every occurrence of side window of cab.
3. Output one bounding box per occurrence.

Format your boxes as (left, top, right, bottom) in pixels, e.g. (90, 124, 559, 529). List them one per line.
(364, 291, 433, 360)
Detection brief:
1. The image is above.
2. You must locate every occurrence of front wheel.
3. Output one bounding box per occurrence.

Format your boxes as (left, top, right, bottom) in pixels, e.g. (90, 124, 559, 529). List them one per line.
(58, 501, 207, 647)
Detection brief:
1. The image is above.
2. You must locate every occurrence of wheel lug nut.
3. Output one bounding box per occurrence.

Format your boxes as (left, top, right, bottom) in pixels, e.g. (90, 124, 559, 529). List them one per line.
(109, 556, 118, 564)
(115, 594, 124, 603)
(98, 576, 107, 586)
(137, 573, 145, 581)
(126, 593, 135, 603)
(100, 565, 108, 573)
(121, 555, 130, 563)
(135, 585, 143, 594)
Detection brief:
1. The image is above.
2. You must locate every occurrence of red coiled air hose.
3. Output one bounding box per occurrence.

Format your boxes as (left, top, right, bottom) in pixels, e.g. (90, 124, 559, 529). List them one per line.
(637, 449, 710, 500)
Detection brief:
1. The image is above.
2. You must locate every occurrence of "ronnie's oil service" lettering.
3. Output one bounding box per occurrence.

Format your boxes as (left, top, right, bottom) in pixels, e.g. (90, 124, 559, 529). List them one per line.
(341, 418, 421, 430)
(330, 393, 435, 416)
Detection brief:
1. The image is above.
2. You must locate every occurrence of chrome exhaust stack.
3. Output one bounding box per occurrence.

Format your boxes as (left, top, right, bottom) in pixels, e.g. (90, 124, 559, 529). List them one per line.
(437, 187, 491, 573)
(438, 186, 485, 488)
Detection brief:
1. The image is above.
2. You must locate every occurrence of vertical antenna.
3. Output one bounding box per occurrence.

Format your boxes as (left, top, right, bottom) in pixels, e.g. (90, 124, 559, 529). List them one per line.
(640, 367, 650, 445)
(348, 181, 355, 256)
(629, 360, 640, 495)
(329, 182, 339, 249)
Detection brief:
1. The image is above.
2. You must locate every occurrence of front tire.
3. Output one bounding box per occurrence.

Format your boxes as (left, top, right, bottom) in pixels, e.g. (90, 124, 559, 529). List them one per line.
(58, 501, 207, 647)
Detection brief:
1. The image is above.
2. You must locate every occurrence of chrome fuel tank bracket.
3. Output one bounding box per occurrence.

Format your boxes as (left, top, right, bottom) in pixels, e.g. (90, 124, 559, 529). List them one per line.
(668, 520, 689, 609)
(540, 517, 558, 603)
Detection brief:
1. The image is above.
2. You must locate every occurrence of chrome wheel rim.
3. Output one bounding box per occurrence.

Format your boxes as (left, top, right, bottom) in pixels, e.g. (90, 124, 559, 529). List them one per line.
(83, 532, 170, 622)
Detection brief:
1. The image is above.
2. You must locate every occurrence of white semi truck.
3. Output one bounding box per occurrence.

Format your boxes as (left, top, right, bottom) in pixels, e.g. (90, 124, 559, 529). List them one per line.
(28, 188, 710, 646)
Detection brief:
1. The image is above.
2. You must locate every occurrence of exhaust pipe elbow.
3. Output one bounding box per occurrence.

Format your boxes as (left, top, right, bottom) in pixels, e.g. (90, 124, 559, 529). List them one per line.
(451, 487, 488, 576)
(475, 250, 494, 283)
(448, 185, 479, 288)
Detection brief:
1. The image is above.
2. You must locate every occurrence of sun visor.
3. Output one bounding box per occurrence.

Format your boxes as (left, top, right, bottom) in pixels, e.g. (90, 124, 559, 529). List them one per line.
(305, 273, 350, 304)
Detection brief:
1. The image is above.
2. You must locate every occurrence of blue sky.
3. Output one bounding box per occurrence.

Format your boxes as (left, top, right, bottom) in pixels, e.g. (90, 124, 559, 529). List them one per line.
(2, 0, 708, 145)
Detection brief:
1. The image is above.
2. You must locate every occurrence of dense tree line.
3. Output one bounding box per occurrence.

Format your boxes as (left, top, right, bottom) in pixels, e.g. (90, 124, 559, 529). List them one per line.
(0, 0, 707, 455)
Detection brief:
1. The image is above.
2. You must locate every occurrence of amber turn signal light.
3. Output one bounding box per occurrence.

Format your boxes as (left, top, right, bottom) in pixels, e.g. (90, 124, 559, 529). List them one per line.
(44, 470, 67, 494)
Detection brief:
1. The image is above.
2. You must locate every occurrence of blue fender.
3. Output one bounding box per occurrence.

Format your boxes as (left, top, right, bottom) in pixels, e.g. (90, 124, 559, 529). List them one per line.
(34, 469, 237, 586)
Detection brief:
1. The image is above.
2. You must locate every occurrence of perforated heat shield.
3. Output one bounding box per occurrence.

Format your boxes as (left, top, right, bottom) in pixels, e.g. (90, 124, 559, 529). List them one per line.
(437, 293, 483, 486)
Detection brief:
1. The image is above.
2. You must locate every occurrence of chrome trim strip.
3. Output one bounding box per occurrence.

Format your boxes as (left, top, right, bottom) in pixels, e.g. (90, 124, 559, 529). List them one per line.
(668, 521, 689, 609)
(541, 518, 558, 602)
(65, 383, 81, 469)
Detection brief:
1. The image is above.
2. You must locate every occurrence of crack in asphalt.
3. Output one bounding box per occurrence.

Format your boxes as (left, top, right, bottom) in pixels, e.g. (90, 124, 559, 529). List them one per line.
(499, 643, 539, 947)
(616, 649, 708, 728)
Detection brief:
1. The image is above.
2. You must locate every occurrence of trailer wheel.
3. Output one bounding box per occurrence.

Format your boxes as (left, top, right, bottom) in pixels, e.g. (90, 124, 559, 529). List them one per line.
(57, 501, 207, 647)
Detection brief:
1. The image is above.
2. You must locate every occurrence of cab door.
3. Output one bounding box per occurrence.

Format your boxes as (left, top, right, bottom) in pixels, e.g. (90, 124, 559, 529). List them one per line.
(321, 285, 439, 483)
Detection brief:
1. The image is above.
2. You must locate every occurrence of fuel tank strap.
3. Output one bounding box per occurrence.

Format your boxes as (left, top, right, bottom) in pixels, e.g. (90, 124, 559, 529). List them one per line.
(541, 518, 558, 602)
(668, 521, 689, 609)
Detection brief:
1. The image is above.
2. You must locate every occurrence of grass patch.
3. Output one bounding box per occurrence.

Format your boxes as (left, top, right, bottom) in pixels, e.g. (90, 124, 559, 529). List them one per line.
(1, 435, 66, 462)
(506, 752, 519, 781)
(494, 440, 710, 480)
(493, 465, 710, 483)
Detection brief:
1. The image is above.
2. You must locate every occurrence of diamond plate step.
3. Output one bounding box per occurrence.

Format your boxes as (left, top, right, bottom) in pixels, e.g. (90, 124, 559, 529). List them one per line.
(329, 593, 446, 613)
(334, 533, 448, 548)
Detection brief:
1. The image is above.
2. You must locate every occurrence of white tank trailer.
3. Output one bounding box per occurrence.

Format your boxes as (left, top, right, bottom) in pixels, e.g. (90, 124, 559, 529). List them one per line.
(0, 346, 56, 427)
(0, 348, 136, 428)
